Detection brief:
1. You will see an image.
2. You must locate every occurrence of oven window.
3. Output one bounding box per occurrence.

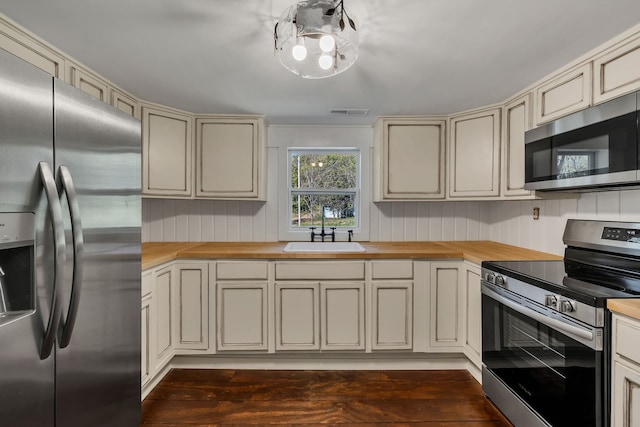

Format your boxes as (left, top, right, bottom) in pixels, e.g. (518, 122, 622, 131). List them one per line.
(482, 294, 601, 426)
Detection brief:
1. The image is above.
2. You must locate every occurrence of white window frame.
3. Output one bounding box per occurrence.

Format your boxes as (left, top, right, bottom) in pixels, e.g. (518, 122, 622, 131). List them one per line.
(287, 147, 361, 233)
(271, 126, 372, 242)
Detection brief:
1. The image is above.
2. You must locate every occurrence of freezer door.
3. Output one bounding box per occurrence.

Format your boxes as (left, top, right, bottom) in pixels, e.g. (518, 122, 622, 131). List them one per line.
(53, 80, 142, 426)
(0, 48, 56, 427)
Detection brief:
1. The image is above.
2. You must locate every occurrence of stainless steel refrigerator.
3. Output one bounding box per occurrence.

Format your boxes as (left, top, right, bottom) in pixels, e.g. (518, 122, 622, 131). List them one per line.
(0, 47, 141, 426)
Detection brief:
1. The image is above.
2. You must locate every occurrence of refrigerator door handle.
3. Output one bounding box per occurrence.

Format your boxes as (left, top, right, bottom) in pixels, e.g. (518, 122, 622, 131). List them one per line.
(38, 161, 65, 360)
(57, 165, 84, 348)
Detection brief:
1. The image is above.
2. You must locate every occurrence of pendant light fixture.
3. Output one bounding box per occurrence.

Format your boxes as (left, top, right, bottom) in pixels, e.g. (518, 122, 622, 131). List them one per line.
(274, 0, 358, 79)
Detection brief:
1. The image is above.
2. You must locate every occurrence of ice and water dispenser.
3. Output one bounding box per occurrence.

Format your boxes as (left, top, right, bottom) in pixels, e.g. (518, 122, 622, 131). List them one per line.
(0, 213, 34, 321)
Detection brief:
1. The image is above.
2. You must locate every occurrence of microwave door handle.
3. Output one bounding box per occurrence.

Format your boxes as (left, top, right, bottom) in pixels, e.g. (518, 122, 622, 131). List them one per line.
(57, 165, 83, 349)
(482, 285, 595, 344)
(38, 162, 65, 360)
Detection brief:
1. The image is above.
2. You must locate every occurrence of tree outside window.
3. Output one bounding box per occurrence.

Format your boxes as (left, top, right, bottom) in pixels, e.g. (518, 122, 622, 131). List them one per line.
(289, 149, 359, 229)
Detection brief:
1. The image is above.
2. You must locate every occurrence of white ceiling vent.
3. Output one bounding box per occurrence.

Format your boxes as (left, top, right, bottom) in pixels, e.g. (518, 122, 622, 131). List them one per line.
(328, 108, 370, 116)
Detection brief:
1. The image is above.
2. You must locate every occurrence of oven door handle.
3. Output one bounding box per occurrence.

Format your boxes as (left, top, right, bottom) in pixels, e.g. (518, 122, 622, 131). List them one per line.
(483, 285, 594, 343)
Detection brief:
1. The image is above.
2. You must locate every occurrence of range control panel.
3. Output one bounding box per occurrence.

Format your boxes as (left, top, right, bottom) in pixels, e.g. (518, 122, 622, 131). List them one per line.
(602, 227, 640, 243)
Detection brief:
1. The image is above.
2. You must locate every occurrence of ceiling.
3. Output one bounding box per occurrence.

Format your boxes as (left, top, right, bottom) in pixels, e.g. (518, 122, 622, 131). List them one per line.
(2, 1, 640, 125)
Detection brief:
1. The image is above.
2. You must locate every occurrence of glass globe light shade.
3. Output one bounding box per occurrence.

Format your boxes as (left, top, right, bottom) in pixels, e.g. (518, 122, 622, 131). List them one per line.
(274, 0, 359, 79)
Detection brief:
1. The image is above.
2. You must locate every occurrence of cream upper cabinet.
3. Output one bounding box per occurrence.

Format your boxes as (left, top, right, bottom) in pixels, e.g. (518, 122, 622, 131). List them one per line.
(611, 313, 640, 427)
(0, 17, 65, 79)
(502, 94, 533, 197)
(111, 89, 140, 118)
(68, 64, 110, 102)
(534, 63, 592, 126)
(195, 116, 266, 200)
(373, 117, 446, 201)
(449, 108, 501, 198)
(142, 105, 193, 197)
(593, 35, 640, 104)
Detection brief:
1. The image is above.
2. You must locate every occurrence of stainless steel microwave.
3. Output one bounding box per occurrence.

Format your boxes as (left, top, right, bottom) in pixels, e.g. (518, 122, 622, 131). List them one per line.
(524, 91, 639, 191)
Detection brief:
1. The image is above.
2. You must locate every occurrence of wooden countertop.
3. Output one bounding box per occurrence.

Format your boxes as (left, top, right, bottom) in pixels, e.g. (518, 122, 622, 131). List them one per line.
(142, 241, 561, 270)
(608, 299, 640, 321)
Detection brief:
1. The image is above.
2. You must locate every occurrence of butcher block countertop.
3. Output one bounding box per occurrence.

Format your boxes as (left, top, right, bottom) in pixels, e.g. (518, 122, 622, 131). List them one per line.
(142, 241, 561, 271)
(608, 299, 640, 321)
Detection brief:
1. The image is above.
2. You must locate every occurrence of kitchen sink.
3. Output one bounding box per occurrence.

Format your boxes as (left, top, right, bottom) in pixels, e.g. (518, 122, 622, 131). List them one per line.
(283, 242, 366, 253)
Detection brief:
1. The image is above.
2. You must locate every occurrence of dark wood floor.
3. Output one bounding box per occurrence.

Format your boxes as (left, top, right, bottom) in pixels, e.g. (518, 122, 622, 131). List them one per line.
(141, 369, 512, 426)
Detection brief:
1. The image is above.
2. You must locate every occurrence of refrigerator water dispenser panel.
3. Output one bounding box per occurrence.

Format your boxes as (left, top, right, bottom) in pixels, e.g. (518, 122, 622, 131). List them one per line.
(0, 213, 35, 321)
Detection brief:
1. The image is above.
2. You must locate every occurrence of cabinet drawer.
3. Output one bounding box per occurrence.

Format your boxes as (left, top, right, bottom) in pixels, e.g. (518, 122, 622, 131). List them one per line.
(371, 260, 413, 279)
(275, 261, 365, 280)
(216, 261, 269, 280)
(615, 315, 640, 364)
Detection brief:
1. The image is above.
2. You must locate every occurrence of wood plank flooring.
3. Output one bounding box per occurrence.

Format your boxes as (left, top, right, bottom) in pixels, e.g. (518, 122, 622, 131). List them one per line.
(141, 369, 512, 426)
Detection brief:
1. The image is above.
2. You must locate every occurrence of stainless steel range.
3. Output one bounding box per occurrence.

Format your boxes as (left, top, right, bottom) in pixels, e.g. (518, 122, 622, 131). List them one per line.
(481, 219, 640, 427)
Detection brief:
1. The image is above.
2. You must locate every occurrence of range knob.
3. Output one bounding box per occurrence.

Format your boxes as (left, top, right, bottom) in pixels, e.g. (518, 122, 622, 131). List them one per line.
(494, 275, 506, 286)
(544, 295, 558, 308)
(559, 299, 576, 313)
(486, 272, 496, 283)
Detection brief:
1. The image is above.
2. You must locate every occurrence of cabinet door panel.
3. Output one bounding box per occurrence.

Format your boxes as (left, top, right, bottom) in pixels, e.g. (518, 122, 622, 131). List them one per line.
(594, 37, 640, 104)
(175, 265, 208, 350)
(612, 360, 640, 427)
(374, 118, 446, 200)
(141, 294, 153, 386)
(449, 109, 500, 197)
(196, 118, 264, 199)
(430, 263, 462, 348)
(502, 94, 533, 197)
(534, 64, 591, 125)
(216, 283, 268, 351)
(321, 283, 365, 350)
(142, 107, 193, 196)
(111, 89, 139, 118)
(275, 283, 320, 351)
(154, 267, 173, 369)
(70, 66, 109, 102)
(371, 282, 413, 350)
(464, 266, 482, 366)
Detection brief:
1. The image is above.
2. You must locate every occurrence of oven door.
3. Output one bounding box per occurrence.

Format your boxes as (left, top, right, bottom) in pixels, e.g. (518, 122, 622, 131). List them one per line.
(482, 282, 605, 427)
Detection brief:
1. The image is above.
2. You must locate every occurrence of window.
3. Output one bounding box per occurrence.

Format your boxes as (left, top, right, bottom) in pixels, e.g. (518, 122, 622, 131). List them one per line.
(288, 148, 359, 231)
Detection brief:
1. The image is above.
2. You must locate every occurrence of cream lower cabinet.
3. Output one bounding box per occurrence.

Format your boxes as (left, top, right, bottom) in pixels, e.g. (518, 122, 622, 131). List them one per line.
(141, 271, 154, 388)
(274, 261, 366, 352)
(275, 282, 321, 351)
(152, 264, 174, 371)
(274, 282, 366, 351)
(429, 262, 464, 351)
(173, 262, 209, 352)
(611, 313, 640, 426)
(462, 262, 482, 368)
(370, 260, 414, 350)
(215, 261, 270, 352)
